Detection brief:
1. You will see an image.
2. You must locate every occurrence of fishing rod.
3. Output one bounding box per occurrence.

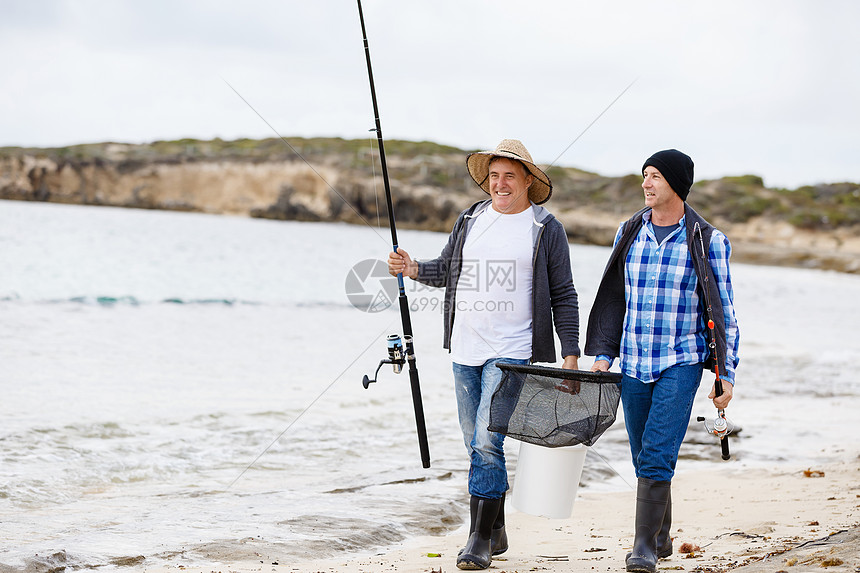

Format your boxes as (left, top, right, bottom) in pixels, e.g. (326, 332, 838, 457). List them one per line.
(693, 222, 732, 461)
(356, 0, 431, 469)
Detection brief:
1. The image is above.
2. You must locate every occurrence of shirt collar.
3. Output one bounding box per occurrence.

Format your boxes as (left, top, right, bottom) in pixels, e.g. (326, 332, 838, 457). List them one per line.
(642, 209, 686, 227)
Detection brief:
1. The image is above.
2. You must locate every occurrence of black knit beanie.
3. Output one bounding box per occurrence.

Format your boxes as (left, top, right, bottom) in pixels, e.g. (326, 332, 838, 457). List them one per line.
(642, 149, 694, 201)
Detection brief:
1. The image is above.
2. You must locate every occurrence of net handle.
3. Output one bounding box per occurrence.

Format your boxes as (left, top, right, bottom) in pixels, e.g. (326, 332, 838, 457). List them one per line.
(496, 363, 622, 383)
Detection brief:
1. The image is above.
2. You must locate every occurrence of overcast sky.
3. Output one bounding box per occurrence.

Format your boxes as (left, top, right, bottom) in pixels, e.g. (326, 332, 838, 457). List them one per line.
(2, 1, 858, 188)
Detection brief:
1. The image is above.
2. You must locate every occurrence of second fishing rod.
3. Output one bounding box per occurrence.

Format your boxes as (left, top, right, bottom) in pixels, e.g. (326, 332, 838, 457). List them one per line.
(694, 221, 733, 461)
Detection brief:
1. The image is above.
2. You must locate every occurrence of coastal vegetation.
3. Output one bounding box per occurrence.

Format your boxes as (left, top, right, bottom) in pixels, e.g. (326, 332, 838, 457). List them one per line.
(1, 137, 858, 272)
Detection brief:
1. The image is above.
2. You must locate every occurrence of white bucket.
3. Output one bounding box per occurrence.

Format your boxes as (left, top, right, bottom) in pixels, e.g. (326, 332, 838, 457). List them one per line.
(511, 441, 587, 519)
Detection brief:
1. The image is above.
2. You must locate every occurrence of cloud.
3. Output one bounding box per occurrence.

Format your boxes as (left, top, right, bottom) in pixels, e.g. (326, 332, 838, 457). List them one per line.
(1, 0, 857, 188)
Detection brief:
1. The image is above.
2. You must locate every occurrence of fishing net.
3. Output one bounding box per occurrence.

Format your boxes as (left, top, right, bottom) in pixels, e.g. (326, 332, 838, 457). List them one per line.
(489, 363, 622, 448)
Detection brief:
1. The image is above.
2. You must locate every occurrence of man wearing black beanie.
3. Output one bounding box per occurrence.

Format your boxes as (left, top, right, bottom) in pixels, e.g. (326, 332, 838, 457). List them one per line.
(585, 150, 740, 573)
(641, 149, 695, 202)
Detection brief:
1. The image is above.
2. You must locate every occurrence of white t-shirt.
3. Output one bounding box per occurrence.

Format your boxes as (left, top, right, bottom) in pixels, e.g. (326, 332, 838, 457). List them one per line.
(450, 205, 534, 366)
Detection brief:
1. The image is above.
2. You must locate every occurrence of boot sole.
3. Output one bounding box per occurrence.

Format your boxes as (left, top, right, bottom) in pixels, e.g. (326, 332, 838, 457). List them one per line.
(625, 558, 656, 573)
(456, 558, 490, 570)
(626, 563, 656, 573)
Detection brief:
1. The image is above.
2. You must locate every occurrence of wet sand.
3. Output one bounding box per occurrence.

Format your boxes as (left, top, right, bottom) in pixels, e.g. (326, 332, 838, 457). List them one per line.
(141, 452, 859, 573)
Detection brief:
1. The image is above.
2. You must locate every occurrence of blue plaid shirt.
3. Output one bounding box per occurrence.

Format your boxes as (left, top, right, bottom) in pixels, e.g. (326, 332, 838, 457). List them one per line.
(599, 211, 739, 384)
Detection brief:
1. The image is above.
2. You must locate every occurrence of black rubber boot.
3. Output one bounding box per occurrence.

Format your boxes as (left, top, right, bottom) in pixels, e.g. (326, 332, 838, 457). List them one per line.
(656, 488, 672, 559)
(459, 493, 508, 557)
(627, 487, 672, 561)
(457, 496, 501, 570)
(626, 478, 671, 573)
(490, 492, 508, 556)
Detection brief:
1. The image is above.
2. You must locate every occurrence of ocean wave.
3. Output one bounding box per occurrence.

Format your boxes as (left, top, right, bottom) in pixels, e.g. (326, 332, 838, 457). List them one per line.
(0, 295, 354, 309)
(161, 297, 256, 306)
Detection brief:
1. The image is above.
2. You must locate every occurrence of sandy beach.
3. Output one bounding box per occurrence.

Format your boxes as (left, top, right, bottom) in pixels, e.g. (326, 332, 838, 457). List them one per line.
(137, 452, 859, 573)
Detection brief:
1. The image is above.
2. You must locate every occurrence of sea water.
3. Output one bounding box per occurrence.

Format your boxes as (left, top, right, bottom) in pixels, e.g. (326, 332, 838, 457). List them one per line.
(1, 200, 859, 570)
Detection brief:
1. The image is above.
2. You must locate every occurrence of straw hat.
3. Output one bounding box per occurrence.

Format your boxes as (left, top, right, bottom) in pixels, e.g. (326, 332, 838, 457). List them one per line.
(466, 139, 553, 205)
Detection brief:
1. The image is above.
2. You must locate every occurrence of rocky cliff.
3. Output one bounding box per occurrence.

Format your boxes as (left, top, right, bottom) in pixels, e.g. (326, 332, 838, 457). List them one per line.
(2, 137, 858, 273)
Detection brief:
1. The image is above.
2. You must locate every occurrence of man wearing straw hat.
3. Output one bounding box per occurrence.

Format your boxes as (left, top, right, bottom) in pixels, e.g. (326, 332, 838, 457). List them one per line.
(388, 139, 581, 570)
(586, 149, 739, 573)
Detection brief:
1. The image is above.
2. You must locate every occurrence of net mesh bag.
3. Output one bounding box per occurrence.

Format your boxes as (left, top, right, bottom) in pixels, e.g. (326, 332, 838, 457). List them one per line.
(489, 363, 622, 448)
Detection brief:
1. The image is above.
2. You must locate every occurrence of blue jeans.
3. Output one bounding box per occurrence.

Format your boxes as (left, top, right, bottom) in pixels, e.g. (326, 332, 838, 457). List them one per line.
(452, 357, 529, 499)
(622, 363, 704, 482)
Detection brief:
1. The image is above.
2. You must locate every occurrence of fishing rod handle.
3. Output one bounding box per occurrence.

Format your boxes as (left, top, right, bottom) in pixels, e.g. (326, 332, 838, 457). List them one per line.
(410, 367, 431, 469)
(717, 407, 730, 460)
(721, 435, 731, 460)
(404, 336, 431, 468)
(400, 318, 429, 467)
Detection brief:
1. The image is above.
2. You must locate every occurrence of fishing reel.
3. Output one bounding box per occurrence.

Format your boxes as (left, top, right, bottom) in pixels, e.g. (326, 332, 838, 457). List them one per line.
(696, 410, 733, 460)
(362, 334, 410, 389)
